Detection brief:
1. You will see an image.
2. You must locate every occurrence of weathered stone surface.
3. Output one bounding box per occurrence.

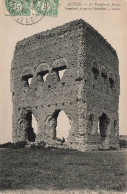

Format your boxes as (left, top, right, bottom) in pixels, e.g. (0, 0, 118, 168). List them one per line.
(11, 19, 120, 151)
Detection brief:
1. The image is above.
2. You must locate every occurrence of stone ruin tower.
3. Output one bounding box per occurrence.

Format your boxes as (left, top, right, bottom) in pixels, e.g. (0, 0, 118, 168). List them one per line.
(11, 19, 120, 151)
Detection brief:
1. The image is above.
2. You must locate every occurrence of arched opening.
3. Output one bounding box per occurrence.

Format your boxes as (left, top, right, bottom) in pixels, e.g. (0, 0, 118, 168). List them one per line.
(22, 75, 33, 87)
(37, 71, 49, 82)
(53, 66, 67, 81)
(109, 73, 115, 90)
(92, 61, 99, 80)
(59, 69, 67, 80)
(43, 73, 48, 82)
(21, 67, 34, 87)
(109, 77, 114, 90)
(56, 110, 71, 141)
(52, 59, 68, 81)
(98, 113, 110, 141)
(28, 78, 32, 85)
(47, 110, 71, 142)
(25, 111, 38, 142)
(36, 63, 49, 83)
(92, 67, 99, 80)
(32, 114, 38, 135)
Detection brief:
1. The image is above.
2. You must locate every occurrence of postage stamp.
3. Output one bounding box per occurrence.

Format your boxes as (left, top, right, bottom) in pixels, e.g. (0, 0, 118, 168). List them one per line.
(5, 0, 59, 25)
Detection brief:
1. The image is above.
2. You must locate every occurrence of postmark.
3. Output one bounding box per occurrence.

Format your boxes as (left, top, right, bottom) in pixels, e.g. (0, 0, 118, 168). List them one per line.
(5, 0, 59, 25)
(14, 15, 43, 25)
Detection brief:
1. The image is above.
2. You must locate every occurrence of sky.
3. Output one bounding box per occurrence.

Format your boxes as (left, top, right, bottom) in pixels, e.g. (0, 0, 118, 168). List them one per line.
(0, 0, 127, 143)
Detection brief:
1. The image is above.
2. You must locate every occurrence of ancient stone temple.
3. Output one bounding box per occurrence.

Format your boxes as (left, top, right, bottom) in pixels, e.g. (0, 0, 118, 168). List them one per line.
(11, 19, 120, 151)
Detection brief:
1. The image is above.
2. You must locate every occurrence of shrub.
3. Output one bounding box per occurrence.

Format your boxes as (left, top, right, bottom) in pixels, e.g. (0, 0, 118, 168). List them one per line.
(119, 139, 127, 148)
(0, 142, 12, 148)
(25, 141, 46, 149)
(109, 146, 117, 150)
(9, 141, 28, 148)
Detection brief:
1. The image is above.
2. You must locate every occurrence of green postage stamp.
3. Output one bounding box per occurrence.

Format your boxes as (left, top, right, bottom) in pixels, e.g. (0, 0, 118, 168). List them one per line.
(5, 0, 59, 16)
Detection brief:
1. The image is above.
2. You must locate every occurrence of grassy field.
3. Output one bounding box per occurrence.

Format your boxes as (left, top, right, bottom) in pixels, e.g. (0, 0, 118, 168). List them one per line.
(0, 148, 127, 193)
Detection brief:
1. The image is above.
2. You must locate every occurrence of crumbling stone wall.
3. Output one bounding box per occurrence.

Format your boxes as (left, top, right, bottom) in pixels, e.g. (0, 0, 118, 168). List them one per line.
(11, 19, 120, 151)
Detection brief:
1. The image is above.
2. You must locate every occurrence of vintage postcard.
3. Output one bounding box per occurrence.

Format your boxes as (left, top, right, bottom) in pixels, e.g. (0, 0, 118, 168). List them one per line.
(0, 0, 127, 193)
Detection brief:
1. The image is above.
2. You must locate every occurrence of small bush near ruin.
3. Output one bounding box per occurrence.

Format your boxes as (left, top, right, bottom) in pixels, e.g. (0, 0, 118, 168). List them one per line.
(9, 141, 28, 148)
(0, 142, 12, 148)
(119, 139, 127, 148)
